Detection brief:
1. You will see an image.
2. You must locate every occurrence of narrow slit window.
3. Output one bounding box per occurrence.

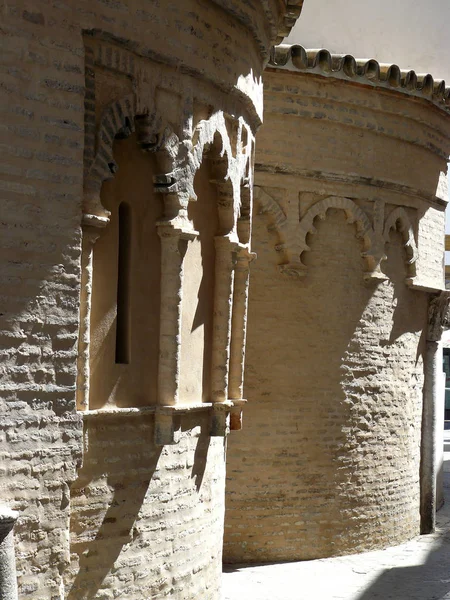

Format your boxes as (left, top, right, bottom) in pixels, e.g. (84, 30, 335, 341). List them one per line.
(115, 202, 131, 364)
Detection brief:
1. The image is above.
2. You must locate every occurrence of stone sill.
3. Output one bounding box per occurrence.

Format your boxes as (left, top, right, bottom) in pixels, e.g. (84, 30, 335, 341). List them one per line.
(407, 279, 446, 293)
(80, 400, 246, 445)
(82, 403, 209, 419)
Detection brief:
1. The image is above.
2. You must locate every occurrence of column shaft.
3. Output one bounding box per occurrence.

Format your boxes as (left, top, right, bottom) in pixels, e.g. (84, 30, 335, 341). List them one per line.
(211, 236, 236, 402)
(158, 231, 185, 406)
(228, 249, 252, 399)
(76, 226, 101, 410)
(421, 340, 439, 534)
(0, 507, 18, 600)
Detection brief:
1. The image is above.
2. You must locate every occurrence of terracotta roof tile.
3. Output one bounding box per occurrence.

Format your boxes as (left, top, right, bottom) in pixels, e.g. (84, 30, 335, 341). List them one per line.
(270, 44, 450, 113)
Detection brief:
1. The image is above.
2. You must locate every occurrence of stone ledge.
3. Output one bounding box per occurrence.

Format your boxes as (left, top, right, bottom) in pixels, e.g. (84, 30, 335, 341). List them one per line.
(80, 400, 247, 445)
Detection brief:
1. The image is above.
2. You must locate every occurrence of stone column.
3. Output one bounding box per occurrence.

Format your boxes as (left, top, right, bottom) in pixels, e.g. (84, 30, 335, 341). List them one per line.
(76, 217, 106, 410)
(228, 246, 255, 400)
(211, 235, 237, 402)
(157, 223, 197, 406)
(0, 507, 18, 600)
(421, 291, 450, 533)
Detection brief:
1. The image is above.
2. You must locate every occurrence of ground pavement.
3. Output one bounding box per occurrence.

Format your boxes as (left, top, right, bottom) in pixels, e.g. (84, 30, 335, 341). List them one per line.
(222, 436, 450, 600)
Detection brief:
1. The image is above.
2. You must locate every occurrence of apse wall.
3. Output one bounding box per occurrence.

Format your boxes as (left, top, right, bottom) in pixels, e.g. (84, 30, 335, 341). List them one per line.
(0, 3, 303, 598)
(224, 49, 450, 561)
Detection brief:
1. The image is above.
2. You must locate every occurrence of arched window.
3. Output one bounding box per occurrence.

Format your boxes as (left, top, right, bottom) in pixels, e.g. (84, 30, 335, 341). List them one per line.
(88, 135, 162, 409)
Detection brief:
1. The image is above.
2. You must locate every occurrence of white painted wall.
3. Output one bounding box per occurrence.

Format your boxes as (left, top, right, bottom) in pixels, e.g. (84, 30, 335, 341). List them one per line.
(286, 0, 450, 81)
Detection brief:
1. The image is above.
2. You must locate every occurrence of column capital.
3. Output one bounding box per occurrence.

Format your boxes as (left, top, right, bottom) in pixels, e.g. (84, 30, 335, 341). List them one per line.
(428, 291, 450, 341)
(157, 219, 198, 241)
(214, 234, 240, 251)
(236, 244, 257, 265)
(0, 507, 18, 540)
(81, 212, 110, 230)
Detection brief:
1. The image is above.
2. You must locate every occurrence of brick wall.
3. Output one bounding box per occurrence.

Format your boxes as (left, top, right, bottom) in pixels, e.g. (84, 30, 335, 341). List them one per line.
(224, 65, 450, 562)
(0, 2, 289, 597)
(0, 3, 86, 593)
(66, 412, 225, 600)
(225, 212, 427, 560)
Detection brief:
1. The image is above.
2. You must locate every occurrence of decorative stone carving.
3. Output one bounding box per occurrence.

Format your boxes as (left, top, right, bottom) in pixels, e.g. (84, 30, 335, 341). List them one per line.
(275, 2, 305, 43)
(83, 95, 181, 223)
(254, 186, 288, 230)
(78, 37, 256, 443)
(83, 94, 136, 221)
(428, 291, 450, 342)
(383, 206, 418, 279)
(253, 185, 291, 266)
(296, 196, 378, 278)
(255, 187, 421, 283)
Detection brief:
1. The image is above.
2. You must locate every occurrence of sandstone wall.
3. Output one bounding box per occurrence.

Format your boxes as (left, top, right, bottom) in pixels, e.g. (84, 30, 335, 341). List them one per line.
(0, 2, 299, 598)
(224, 58, 450, 562)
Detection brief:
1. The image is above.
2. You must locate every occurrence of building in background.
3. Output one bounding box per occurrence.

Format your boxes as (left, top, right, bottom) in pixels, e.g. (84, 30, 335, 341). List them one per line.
(225, 2, 450, 562)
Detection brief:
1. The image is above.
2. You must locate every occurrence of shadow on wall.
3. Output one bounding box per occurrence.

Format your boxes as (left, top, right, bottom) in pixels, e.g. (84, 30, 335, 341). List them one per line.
(354, 462, 450, 600)
(0, 185, 84, 594)
(67, 416, 162, 600)
(184, 145, 220, 403)
(380, 230, 427, 349)
(225, 208, 381, 562)
(334, 228, 427, 553)
(66, 414, 212, 599)
(225, 207, 427, 563)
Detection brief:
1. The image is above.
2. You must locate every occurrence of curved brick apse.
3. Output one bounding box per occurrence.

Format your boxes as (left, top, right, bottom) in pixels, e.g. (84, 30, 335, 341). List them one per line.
(0, 4, 304, 600)
(224, 52, 450, 562)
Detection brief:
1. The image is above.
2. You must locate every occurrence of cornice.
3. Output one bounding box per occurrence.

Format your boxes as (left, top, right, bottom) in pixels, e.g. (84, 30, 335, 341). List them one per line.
(254, 164, 448, 209)
(275, 2, 305, 44)
(269, 45, 450, 115)
(209, 1, 304, 63)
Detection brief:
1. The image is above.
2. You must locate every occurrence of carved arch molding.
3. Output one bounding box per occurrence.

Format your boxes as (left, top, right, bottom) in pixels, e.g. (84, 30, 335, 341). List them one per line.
(78, 34, 256, 437)
(82, 35, 255, 231)
(254, 186, 418, 283)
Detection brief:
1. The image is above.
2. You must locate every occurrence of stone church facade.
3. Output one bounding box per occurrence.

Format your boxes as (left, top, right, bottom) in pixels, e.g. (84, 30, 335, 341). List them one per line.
(1, 2, 450, 600)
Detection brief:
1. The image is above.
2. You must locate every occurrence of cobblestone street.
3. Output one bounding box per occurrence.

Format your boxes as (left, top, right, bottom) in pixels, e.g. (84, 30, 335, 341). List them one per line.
(223, 443, 450, 600)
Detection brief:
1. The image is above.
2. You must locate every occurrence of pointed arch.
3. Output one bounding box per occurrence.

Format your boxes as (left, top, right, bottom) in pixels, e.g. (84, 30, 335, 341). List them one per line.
(383, 207, 418, 278)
